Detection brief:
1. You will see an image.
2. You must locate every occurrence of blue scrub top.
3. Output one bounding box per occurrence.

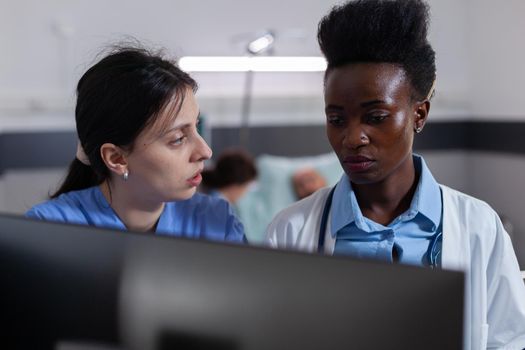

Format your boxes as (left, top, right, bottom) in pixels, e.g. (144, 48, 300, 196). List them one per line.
(330, 154, 442, 266)
(26, 186, 246, 243)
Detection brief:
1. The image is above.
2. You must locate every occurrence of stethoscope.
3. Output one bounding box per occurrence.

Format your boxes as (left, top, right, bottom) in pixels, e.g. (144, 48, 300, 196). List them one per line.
(317, 186, 442, 268)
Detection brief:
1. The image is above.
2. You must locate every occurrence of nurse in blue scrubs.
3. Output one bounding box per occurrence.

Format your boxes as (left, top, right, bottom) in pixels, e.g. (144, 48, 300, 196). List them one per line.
(26, 46, 245, 243)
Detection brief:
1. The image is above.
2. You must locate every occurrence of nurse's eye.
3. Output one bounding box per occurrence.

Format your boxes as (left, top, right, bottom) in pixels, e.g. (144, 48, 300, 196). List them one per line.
(327, 115, 345, 127)
(366, 113, 388, 124)
(169, 135, 187, 146)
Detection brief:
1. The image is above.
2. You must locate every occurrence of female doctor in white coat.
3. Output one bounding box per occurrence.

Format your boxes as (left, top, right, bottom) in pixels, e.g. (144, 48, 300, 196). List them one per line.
(265, 0, 525, 349)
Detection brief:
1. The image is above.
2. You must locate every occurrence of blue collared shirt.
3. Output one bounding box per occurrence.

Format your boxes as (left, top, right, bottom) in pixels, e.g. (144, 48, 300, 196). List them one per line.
(330, 154, 442, 266)
(26, 186, 246, 243)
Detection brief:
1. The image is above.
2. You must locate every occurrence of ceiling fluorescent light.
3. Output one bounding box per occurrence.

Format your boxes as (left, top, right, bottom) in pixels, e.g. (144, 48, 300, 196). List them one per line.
(179, 56, 327, 72)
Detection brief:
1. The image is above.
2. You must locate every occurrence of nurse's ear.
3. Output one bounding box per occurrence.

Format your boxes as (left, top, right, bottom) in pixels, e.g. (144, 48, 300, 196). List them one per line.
(100, 143, 129, 178)
(413, 100, 430, 134)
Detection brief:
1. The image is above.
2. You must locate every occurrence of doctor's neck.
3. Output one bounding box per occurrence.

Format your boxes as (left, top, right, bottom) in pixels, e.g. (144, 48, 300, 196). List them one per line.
(351, 160, 418, 226)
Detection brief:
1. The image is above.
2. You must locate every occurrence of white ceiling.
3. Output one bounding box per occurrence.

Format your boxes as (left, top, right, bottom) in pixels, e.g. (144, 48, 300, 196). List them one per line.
(0, 0, 338, 104)
(2, 0, 525, 120)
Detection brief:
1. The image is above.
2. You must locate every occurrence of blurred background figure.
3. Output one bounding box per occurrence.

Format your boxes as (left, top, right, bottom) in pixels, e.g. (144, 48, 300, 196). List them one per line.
(201, 149, 258, 205)
(292, 168, 327, 200)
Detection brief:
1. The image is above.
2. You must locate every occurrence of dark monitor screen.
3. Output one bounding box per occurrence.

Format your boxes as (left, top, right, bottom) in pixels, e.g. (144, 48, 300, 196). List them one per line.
(0, 214, 464, 350)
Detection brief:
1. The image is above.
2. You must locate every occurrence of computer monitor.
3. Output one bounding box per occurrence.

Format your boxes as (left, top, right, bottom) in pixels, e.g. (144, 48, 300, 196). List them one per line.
(0, 214, 124, 350)
(0, 213, 464, 350)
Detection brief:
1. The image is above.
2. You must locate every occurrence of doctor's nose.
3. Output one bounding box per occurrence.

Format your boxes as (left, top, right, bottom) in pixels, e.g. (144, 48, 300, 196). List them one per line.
(342, 126, 369, 149)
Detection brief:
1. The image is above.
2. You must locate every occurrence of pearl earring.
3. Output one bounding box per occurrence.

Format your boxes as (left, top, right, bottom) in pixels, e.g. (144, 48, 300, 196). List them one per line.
(123, 171, 129, 181)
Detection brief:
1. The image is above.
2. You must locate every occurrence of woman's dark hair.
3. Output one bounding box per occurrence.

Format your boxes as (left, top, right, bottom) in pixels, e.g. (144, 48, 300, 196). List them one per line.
(317, 0, 436, 100)
(51, 45, 197, 198)
(201, 150, 257, 190)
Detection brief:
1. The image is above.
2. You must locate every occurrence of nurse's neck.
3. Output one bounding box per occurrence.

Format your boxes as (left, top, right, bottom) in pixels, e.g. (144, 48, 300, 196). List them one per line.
(99, 180, 164, 233)
(352, 158, 418, 227)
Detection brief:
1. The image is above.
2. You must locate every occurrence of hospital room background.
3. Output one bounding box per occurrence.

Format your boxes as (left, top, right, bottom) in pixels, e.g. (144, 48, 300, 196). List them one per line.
(1, 0, 525, 270)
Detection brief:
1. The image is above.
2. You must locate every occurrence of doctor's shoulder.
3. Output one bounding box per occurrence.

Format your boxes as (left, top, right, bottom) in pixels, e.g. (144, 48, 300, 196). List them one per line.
(440, 185, 506, 240)
(265, 187, 332, 248)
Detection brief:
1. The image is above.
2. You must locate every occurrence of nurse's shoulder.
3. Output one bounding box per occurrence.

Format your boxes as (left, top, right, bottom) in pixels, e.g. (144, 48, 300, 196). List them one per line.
(171, 192, 245, 243)
(25, 186, 100, 225)
(176, 191, 232, 217)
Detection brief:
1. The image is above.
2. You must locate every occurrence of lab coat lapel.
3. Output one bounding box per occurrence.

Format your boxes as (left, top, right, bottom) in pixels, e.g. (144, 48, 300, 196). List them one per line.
(440, 185, 470, 271)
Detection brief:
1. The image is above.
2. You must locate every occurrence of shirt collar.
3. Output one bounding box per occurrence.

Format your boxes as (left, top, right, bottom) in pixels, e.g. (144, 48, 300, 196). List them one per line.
(330, 154, 441, 237)
(330, 173, 359, 236)
(410, 154, 442, 231)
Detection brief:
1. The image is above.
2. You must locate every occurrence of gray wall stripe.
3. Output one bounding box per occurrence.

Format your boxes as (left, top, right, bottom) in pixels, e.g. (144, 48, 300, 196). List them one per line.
(0, 122, 523, 172)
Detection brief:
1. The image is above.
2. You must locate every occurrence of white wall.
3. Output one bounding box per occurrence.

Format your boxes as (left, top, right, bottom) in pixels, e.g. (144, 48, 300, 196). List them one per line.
(427, 0, 471, 119)
(466, 152, 525, 266)
(466, 0, 525, 119)
(0, 0, 331, 111)
(2, 1, 524, 122)
(0, 0, 472, 124)
(420, 150, 471, 194)
(0, 168, 65, 214)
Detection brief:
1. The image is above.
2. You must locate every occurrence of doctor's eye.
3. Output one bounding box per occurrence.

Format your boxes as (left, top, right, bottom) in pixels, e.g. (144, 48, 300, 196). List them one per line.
(365, 113, 388, 124)
(327, 115, 345, 127)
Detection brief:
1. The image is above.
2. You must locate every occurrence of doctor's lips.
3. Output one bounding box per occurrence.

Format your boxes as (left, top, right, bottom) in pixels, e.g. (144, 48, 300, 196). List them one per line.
(187, 171, 203, 186)
(343, 155, 375, 172)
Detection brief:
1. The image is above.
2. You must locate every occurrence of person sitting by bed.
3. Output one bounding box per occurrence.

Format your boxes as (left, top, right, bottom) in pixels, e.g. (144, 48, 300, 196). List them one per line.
(201, 149, 257, 205)
(291, 168, 327, 200)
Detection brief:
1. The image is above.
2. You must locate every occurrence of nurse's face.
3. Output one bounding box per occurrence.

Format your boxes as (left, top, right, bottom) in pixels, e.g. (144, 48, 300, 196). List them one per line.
(324, 63, 427, 185)
(124, 89, 212, 203)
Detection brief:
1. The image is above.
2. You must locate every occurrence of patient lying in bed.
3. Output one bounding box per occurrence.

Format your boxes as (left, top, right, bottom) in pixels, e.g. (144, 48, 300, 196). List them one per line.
(292, 168, 327, 200)
(235, 153, 342, 243)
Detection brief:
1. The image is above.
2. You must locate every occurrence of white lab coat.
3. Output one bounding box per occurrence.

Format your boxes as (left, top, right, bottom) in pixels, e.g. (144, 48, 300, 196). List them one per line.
(266, 185, 525, 350)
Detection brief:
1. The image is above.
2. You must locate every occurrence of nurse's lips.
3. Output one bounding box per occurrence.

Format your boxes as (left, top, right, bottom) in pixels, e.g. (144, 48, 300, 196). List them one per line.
(343, 155, 375, 173)
(187, 171, 203, 187)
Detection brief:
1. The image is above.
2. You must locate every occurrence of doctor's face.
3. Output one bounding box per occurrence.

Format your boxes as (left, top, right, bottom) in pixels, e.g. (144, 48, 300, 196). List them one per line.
(124, 89, 212, 203)
(324, 63, 424, 185)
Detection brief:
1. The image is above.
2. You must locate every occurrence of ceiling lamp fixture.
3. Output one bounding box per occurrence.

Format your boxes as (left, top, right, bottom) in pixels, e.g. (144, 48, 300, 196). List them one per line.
(179, 30, 327, 149)
(179, 30, 326, 72)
